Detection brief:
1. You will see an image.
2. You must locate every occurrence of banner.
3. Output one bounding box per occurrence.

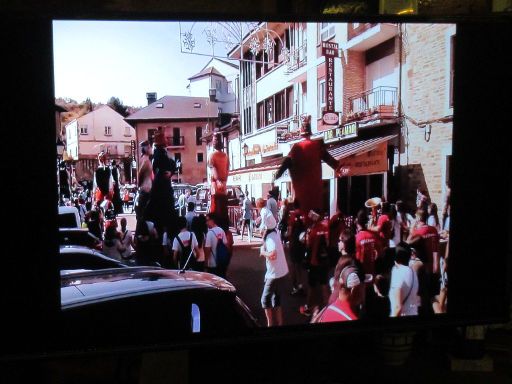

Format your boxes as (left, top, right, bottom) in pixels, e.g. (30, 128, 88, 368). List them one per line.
(338, 142, 388, 177)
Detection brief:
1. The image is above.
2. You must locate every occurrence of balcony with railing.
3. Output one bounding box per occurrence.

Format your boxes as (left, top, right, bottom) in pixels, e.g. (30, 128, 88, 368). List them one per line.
(165, 136, 185, 147)
(346, 86, 398, 123)
(285, 41, 307, 74)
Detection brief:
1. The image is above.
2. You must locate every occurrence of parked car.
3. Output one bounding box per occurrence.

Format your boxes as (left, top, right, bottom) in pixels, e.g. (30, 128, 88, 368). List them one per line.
(58, 228, 102, 250)
(173, 183, 198, 211)
(59, 245, 134, 272)
(58, 205, 81, 228)
(58, 267, 260, 350)
(194, 184, 243, 214)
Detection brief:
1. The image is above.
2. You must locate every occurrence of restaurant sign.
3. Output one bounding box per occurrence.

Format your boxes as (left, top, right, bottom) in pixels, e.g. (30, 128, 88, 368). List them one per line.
(323, 122, 358, 143)
(337, 142, 388, 177)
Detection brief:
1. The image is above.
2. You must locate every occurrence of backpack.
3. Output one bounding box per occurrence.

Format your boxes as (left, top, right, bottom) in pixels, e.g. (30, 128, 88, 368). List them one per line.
(210, 230, 230, 267)
(176, 232, 194, 270)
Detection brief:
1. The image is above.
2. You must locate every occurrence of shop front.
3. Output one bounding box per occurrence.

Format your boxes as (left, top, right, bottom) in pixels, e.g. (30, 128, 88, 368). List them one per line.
(327, 133, 398, 216)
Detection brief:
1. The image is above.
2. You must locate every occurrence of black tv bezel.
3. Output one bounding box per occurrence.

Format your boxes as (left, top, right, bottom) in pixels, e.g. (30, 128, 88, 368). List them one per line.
(2, 11, 511, 361)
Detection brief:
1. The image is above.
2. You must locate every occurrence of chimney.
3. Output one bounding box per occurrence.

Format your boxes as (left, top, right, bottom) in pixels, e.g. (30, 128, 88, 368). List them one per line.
(146, 92, 157, 105)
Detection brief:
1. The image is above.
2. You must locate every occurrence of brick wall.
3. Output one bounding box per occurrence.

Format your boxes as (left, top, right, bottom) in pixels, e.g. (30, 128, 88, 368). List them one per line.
(343, 50, 365, 116)
(400, 24, 454, 211)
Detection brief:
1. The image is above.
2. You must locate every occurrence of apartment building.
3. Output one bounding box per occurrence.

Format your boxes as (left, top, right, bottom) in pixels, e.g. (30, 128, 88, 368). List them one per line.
(65, 105, 136, 183)
(227, 21, 454, 216)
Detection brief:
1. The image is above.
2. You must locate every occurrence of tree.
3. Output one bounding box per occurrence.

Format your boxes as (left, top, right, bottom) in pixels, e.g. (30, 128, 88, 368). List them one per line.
(107, 96, 129, 117)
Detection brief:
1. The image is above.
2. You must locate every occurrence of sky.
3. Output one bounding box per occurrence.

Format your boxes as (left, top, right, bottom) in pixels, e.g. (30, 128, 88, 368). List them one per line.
(52, 20, 233, 107)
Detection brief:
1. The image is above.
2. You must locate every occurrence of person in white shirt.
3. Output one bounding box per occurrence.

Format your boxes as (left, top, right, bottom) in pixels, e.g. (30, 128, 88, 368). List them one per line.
(389, 242, 420, 317)
(259, 211, 289, 327)
(170, 216, 199, 270)
(185, 201, 196, 230)
(119, 217, 134, 260)
(204, 212, 228, 277)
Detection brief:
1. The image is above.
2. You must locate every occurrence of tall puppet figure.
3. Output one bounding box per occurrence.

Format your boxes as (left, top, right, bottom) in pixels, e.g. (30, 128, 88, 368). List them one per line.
(135, 140, 153, 221)
(93, 151, 113, 207)
(144, 130, 178, 240)
(111, 160, 123, 215)
(274, 115, 341, 226)
(208, 132, 230, 231)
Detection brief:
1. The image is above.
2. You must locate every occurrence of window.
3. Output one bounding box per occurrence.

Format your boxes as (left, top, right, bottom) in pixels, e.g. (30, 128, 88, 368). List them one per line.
(80, 125, 88, 135)
(257, 101, 265, 129)
(265, 98, 273, 125)
(318, 79, 326, 115)
(319, 22, 335, 42)
(215, 79, 222, 91)
(244, 106, 253, 135)
(175, 153, 182, 172)
(156, 103, 164, 108)
(147, 129, 157, 145)
(196, 127, 203, 146)
(197, 153, 204, 163)
(104, 126, 112, 136)
(227, 81, 233, 94)
(124, 127, 131, 136)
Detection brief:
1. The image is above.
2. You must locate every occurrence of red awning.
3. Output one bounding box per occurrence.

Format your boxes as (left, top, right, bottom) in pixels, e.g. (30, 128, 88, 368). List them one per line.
(327, 134, 397, 160)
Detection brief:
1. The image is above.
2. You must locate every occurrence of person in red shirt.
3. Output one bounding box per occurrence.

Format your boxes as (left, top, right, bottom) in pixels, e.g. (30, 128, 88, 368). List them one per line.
(407, 208, 440, 275)
(286, 200, 307, 295)
(274, 115, 341, 227)
(300, 210, 331, 317)
(369, 201, 393, 249)
(315, 257, 365, 323)
(355, 210, 382, 276)
(407, 207, 440, 316)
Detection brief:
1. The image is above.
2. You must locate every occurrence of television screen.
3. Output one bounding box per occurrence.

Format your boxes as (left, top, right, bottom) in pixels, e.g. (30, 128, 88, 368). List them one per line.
(2, 14, 511, 360)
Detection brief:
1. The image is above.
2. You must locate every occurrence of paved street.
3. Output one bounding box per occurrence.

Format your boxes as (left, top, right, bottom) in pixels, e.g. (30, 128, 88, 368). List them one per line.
(118, 213, 310, 327)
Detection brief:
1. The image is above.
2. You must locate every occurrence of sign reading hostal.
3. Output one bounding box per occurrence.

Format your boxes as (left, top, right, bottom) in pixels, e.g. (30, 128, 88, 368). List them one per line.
(338, 142, 388, 177)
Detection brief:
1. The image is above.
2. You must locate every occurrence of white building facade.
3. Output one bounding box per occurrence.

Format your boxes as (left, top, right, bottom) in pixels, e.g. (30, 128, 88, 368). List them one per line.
(65, 105, 136, 183)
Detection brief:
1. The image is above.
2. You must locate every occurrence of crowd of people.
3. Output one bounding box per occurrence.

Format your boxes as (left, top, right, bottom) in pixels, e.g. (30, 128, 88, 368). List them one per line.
(256, 188, 451, 325)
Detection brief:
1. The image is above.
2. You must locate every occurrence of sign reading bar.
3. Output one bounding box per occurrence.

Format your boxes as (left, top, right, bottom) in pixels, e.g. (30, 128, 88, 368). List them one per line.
(338, 142, 388, 177)
(323, 122, 358, 143)
(321, 41, 339, 57)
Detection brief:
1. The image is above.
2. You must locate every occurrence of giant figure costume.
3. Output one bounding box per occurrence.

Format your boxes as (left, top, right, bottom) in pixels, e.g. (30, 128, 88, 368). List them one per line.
(144, 130, 178, 240)
(207, 132, 230, 231)
(274, 116, 341, 226)
(111, 160, 123, 214)
(94, 151, 113, 205)
(135, 140, 153, 221)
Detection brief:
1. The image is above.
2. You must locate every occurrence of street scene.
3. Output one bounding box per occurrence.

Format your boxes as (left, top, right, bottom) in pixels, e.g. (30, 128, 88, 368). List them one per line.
(55, 21, 453, 330)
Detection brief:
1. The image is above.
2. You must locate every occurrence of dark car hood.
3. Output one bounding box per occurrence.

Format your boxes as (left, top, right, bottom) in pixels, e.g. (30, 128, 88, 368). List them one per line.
(61, 268, 236, 308)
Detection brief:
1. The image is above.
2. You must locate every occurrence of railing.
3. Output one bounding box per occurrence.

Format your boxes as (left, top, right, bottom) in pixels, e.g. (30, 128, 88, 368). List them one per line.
(347, 86, 398, 122)
(285, 41, 307, 74)
(165, 136, 185, 147)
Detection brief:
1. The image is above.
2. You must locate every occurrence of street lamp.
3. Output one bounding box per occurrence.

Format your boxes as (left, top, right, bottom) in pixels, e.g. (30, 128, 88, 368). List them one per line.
(243, 143, 249, 166)
(56, 137, 65, 206)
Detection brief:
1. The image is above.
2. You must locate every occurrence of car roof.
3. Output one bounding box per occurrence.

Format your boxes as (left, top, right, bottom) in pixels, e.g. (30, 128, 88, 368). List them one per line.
(61, 267, 236, 309)
(59, 245, 97, 253)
